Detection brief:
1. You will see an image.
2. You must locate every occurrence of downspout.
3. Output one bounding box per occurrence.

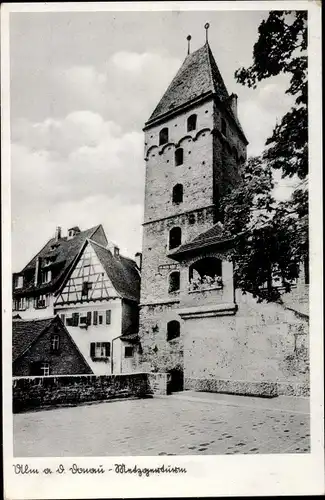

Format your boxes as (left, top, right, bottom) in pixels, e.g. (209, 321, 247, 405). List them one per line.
(111, 334, 123, 375)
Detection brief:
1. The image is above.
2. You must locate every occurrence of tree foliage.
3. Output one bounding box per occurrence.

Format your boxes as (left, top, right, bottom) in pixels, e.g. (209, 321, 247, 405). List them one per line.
(223, 10, 309, 302)
(222, 158, 308, 302)
(235, 10, 308, 179)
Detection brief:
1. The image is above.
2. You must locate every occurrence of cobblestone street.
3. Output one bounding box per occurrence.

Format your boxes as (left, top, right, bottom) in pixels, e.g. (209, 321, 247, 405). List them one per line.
(14, 391, 310, 456)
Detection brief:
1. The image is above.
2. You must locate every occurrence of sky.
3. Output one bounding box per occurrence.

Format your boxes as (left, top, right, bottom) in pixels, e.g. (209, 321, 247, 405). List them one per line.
(10, 9, 297, 272)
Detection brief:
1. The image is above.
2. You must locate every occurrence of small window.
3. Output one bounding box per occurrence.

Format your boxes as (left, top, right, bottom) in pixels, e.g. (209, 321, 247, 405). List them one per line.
(169, 227, 182, 250)
(99, 315, 103, 325)
(124, 346, 134, 358)
(187, 114, 197, 132)
(72, 312, 79, 327)
(15, 276, 24, 289)
(188, 213, 196, 225)
(81, 281, 92, 298)
(41, 362, 50, 376)
(14, 297, 26, 311)
(106, 310, 111, 325)
(159, 127, 169, 146)
(90, 342, 110, 359)
(51, 334, 60, 352)
(169, 272, 180, 293)
(175, 148, 184, 166)
(167, 321, 180, 342)
(221, 118, 227, 136)
(172, 184, 183, 204)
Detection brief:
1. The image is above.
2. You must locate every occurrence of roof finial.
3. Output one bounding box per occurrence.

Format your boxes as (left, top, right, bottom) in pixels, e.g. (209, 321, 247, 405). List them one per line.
(204, 22, 210, 43)
(187, 35, 192, 55)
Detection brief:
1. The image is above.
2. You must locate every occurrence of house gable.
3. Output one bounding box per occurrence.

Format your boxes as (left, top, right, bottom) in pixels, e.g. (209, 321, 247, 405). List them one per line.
(55, 241, 119, 306)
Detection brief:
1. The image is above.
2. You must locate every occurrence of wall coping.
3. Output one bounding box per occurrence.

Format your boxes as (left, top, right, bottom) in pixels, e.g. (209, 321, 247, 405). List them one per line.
(178, 302, 237, 318)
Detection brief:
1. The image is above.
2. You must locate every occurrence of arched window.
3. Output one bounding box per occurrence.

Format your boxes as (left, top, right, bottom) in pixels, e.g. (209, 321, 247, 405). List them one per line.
(189, 257, 223, 291)
(168, 272, 180, 293)
(172, 184, 183, 204)
(187, 114, 197, 132)
(159, 127, 169, 146)
(169, 227, 182, 250)
(167, 320, 180, 341)
(221, 118, 227, 136)
(175, 148, 184, 166)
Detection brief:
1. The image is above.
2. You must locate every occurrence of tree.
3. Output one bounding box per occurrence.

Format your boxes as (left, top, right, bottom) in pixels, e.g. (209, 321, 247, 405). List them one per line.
(222, 10, 309, 302)
(222, 157, 306, 302)
(235, 10, 308, 179)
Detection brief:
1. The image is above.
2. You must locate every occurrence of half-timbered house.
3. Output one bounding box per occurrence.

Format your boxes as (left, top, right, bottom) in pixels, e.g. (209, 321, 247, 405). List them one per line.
(12, 225, 141, 375)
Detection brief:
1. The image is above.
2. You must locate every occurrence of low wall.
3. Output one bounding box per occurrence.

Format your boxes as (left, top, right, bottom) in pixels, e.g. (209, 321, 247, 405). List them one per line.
(13, 372, 167, 413)
(185, 377, 309, 398)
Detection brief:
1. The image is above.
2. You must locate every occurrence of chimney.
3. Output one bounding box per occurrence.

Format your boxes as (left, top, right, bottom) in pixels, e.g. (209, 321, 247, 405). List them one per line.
(135, 252, 142, 270)
(34, 256, 41, 286)
(55, 226, 62, 241)
(229, 93, 238, 119)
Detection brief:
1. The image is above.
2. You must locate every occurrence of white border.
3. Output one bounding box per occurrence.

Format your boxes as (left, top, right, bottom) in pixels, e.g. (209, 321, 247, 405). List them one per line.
(1, 1, 323, 498)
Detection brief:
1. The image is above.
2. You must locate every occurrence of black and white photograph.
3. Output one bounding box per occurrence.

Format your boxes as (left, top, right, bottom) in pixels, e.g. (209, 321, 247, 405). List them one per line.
(1, 1, 323, 498)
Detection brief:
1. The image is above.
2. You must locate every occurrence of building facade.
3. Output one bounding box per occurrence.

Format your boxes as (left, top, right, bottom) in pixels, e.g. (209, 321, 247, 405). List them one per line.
(139, 41, 309, 396)
(12, 316, 92, 377)
(12, 225, 141, 375)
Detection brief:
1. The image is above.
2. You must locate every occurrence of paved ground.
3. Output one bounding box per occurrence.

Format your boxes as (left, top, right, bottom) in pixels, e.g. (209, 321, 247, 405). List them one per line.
(14, 391, 310, 456)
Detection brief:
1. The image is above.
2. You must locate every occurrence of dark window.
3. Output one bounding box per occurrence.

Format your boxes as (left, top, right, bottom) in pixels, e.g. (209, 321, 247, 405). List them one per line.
(172, 184, 183, 204)
(159, 127, 169, 145)
(72, 312, 79, 327)
(169, 272, 180, 293)
(106, 310, 111, 325)
(124, 346, 134, 358)
(169, 227, 182, 250)
(99, 315, 103, 325)
(93, 311, 98, 325)
(51, 334, 60, 352)
(90, 342, 110, 359)
(81, 281, 92, 298)
(187, 114, 197, 132)
(87, 311, 92, 325)
(167, 321, 180, 342)
(221, 118, 227, 136)
(175, 148, 184, 166)
(188, 213, 196, 225)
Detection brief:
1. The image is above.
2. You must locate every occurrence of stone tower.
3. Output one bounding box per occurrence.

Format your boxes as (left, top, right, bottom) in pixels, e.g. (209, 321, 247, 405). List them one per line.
(139, 40, 248, 384)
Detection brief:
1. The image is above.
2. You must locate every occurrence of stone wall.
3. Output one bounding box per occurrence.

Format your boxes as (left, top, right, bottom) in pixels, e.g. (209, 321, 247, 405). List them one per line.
(139, 303, 183, 373)
(183, 291, 309, 397)
(13, 372, 167, 413)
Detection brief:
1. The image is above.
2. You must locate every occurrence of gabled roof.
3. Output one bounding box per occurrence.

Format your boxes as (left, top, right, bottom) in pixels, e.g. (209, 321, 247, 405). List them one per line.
(12, 316, 92, 372)
(145, 42, 247, 142)
(168, 223, 236, 261)
(12, 317, 54, 361)
(14, 225, 105, 296)
(91, 241, 141, 302)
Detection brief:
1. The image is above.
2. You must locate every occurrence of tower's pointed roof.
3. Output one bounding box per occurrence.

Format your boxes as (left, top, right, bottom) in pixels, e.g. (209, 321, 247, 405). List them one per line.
(145, 42, 247, 142)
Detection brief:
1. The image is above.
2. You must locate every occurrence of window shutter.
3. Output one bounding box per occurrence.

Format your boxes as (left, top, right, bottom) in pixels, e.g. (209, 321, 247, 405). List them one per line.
(60, 314, 65, 325)
(87, 311, 92, 326)
(72, 312, 79, 327)
(93, 311, 98, 325)
(106, 310, 111, 325)
(105, 342, 111, 357)
(90, 342, 95, 358)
